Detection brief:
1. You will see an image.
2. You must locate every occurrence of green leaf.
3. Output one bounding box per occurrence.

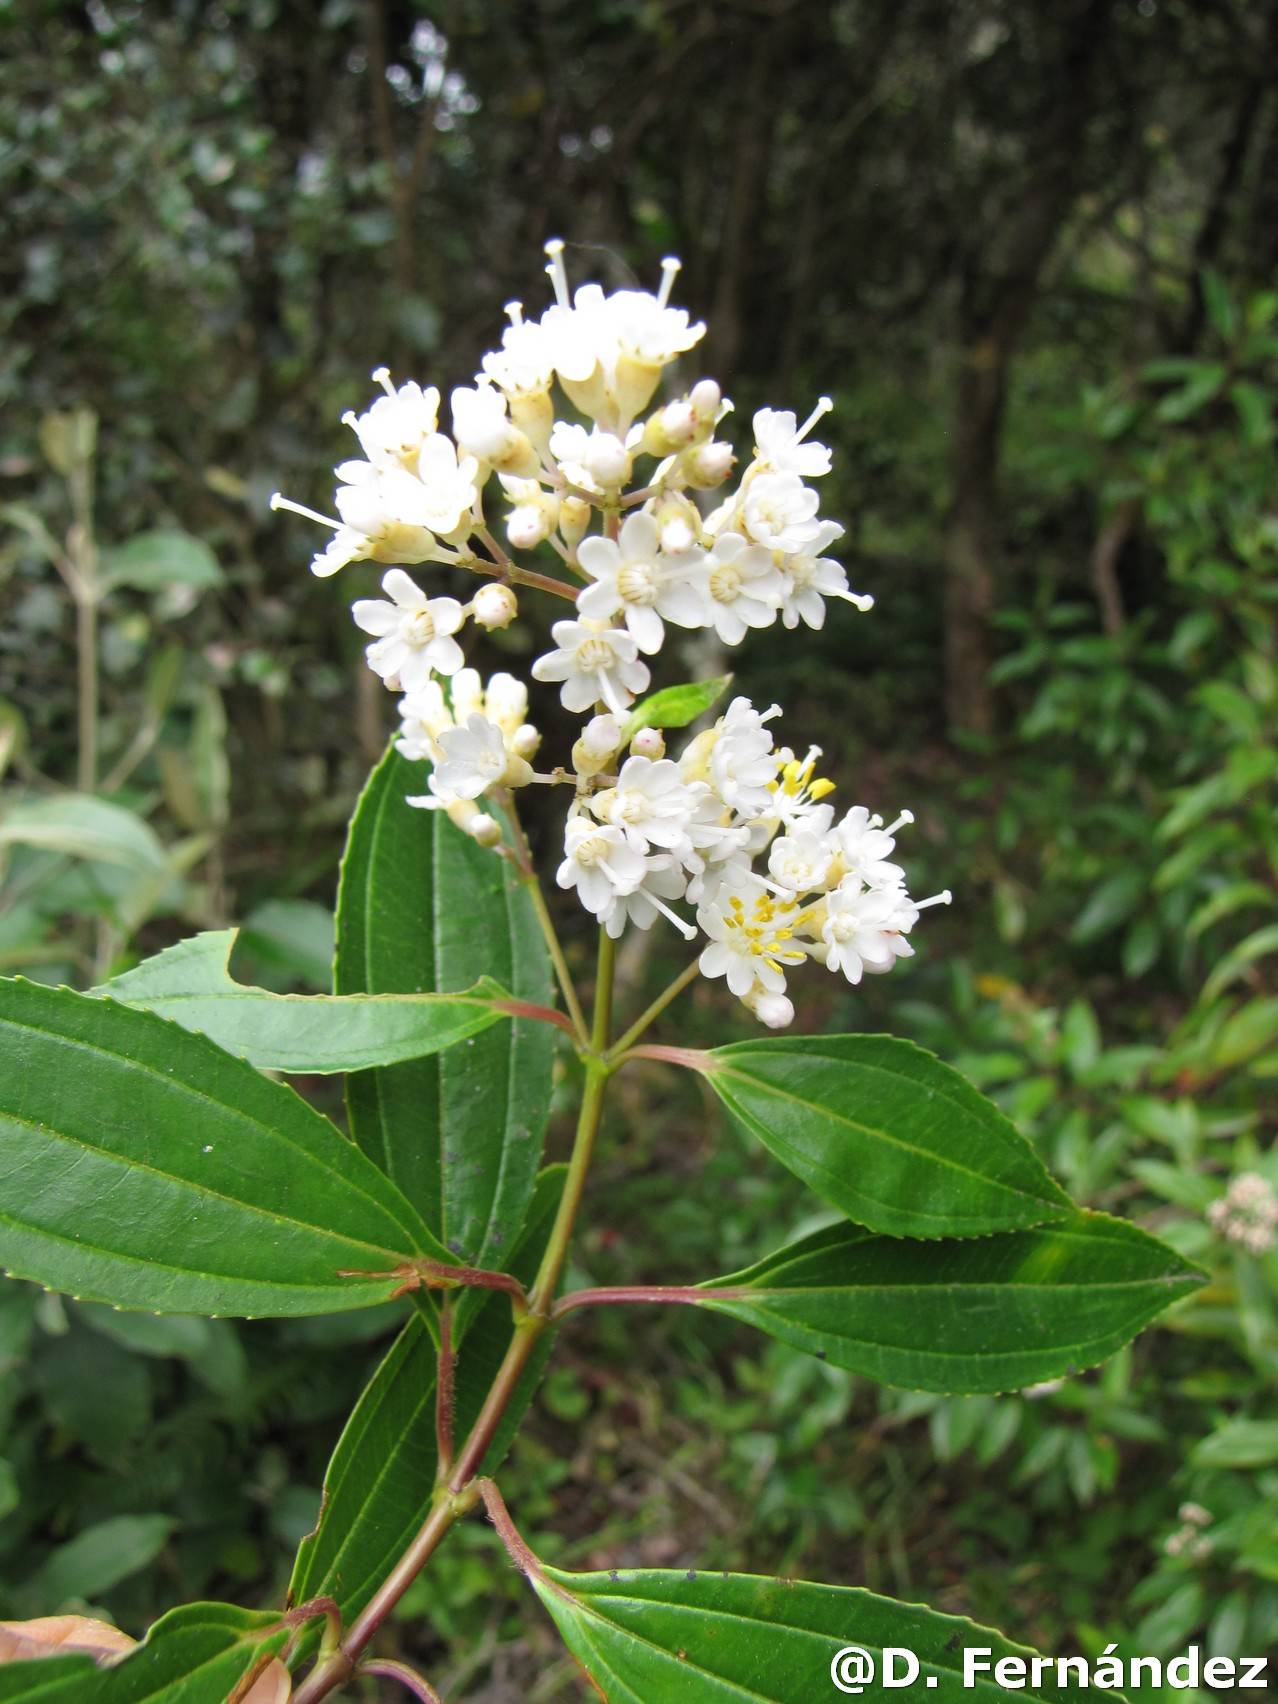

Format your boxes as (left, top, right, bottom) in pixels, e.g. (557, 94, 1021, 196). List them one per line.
(704, 1035, 1071, 1238)
(238, 899, 335, 990)
(34, 1516, 176, 1607)
(1070, 871, 1144, 944)
(1200, 923, 1278, 1004)
(700, 1211, 1202, 1394)
(0, 1602, 290, 1704)
(1154, 361, 1227, 422)
(0, 797, 167, 873)
(99, 530, 223, 595)
(94, 929, 517, 1074)
(0, 977, 448, 1316)
(337, 747, 555, 1265)
(1191, 1420, 1278, 1470)
(621, 673, 733, 741)
(526, 1560, 1077, 1702)
(290, 1166, 565, 1621)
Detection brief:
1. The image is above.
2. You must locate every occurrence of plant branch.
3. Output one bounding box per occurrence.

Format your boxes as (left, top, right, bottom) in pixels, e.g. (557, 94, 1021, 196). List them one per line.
(361, 1659, 447, 1703)
(553, 1283, 727, 1319)
(607, 957, 700, 1058)
(435, 1303, 455, 1479)
(293, 931, 620, 1702)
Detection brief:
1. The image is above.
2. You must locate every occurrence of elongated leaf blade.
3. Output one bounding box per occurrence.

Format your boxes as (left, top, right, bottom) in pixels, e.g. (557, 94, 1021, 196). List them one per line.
(337, 748, 555, 1264)
(0, 978, 448, 1316)
(701, 1211, 1203, 1393)
(0, 1603, 287, 1704)
(621, 673, 732, 740)
(528, 1564, 1076, 1702)
(289, 1166, 565, 1621)
(95, 930, 515, 1073)
(705, 1035, 1070, 1238)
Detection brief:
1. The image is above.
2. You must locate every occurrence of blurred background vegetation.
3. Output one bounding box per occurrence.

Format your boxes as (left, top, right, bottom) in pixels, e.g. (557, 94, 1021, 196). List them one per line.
(2, 0, 1276, 1697)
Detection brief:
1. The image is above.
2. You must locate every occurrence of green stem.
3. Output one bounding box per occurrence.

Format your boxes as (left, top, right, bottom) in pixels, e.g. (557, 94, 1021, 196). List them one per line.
(292, 929, 618, 1704)
(507, 797, 589, 1043)
(607, 956, 700, 1059)
(76, 594, 98, 795)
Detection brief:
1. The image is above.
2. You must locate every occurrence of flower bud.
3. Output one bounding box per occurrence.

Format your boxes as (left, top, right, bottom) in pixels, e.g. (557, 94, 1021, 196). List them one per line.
(558, 495, 591, 549)
(689, 378, 722, 424)
(572, 712, 622, 775)
(510, 722, 542, 760)
(629, 726, 665, 759)
(447, 799, 503, 847)
(747, 990, 795, 1030)
(652, 492, 702, 555)
(582, 431, 632, 490)
(501, 754, 535, 789)
(472, 583, 519, 630)
(681, 440, 736, 490)
(641, 398, 697, 457)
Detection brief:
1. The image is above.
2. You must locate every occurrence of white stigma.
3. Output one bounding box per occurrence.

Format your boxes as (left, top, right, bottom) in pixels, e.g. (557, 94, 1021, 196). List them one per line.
(504, 300, 524, 327)
(796, 396, 833, 442)
(270, 493, 338, 531)
(544, 238, 570, 308)
(657, 256, 681, 310)
(371, 366, 397, 398)
(885, 811, 914, 835)
(916, 890, 953, 910)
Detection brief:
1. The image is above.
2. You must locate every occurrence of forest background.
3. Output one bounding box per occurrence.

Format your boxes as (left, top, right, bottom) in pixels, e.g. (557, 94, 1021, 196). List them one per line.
(2, 1, 1277, 1698)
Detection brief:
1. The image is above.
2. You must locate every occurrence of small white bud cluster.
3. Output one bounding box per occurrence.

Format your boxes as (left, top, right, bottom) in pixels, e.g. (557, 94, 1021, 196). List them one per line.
(270, 243, 944, 1017)
(1207, 1172, 1278, 1256)
(1164, 1502, 1213, 1562)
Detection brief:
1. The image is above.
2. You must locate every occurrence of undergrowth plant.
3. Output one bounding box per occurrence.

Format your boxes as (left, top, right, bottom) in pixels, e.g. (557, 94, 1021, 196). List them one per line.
(0, 244, 1203, 1702)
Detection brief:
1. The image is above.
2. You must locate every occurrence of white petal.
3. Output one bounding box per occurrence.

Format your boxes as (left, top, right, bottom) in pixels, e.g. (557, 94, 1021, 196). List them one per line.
(351, 598, 398, 637)
(382, 567, 426, 608)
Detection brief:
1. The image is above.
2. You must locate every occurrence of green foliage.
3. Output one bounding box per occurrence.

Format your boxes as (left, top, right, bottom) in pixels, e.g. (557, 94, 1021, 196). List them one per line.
(336, 746, 556, 1266)
(701, 1212, 1201, 1394)
(94, 928, 516, 1073)
(621, 674, 733, 740)
(527, 1562, 1072, 1702)
(0, 977, 446, 1315)
(705, 1034, 1070, 1237)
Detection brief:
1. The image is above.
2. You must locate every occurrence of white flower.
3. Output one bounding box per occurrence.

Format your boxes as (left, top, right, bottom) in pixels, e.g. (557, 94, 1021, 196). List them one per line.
(576, 511, 709, 653)
(414, 434, 481, 536)
(777, 520, 873, 630)
(433, 714, 510, 800)
(835, 807, 911, 887)
(395, 678, 453, 762)
(351, 570, 465, 691)
(342, 370, 441, 470)
(752, 398, 833, 479)
(601, 858, 696, 940)
(706, 697, 782, 816)
(698, 532, 784, 645)
(531, 619, 650, 715)
(271, 467, 440, 579)
(768, 827, 834, 895)
(480, 310, 556, 396)
(548, 421, 633, 492)
(450, 384, 536, 474)
(821, 878, 918, 984)
(767, 747, 837, 830)
(590, 755, 700, 852)
(740, 471, 822, 554)
(557, 815, 648, 919)
(697, 872, 810, 998)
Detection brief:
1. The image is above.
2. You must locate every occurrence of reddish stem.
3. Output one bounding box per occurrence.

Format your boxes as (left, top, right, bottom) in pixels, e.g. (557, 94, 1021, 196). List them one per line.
(361, 1658, 446, 1702)
(622, 1043, 712, 1071)
(552, 1284, 731, 1319)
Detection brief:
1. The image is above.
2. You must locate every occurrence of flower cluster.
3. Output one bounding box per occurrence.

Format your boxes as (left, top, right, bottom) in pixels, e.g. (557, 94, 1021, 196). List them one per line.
(271, 241, 948, 1025)
(1206, 1172, 1278, 1256)
(1163, 1502, 1214, 1562)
